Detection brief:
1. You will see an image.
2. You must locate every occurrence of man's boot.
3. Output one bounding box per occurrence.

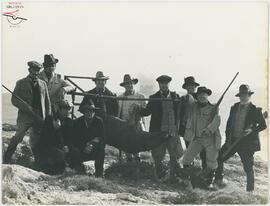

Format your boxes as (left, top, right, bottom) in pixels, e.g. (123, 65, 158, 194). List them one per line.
(3, 138, 19, 164)
(155, 161, 166, 179)
(246, 170, 255, 192)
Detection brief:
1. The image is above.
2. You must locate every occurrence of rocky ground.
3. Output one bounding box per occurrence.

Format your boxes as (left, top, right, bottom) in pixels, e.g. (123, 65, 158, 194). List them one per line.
(1, 125, 269, 205)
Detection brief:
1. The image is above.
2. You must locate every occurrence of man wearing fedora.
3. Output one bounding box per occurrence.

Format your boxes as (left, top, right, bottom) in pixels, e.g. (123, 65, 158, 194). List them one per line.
(38, 54, 74, 113)
(4, 61, 51, 164)
(179, 76, 207, 170)
(118, 74, 146, 162)
(181, 86, 221, 188)
(214, 84, 267, 191)
(80, 71, 118, 119)
(68, 98, 105, 177)
(138, 75, 182, 179)
(34, 100, 74, 175)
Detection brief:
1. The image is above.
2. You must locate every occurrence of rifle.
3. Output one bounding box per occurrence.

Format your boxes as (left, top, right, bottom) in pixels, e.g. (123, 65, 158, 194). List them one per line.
(210, 72, 239, 119)
(221, 111, 268, 161)
(2, 84, 44, 125)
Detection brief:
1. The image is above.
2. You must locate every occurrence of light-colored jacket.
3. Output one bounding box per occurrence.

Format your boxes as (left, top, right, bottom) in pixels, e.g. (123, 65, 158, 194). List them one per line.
(38, 71, 74, 107)
(11, 76, 51, 123)
(184, 102, 222, 149)
(118, 92, 146, 131)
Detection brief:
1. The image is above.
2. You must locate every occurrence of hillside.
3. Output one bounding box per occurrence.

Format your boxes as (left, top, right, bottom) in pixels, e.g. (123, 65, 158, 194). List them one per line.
(2, 127, 268, 204)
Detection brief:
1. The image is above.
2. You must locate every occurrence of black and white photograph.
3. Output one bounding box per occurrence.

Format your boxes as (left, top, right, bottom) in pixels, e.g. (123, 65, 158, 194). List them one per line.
(1, 0, 269, 204)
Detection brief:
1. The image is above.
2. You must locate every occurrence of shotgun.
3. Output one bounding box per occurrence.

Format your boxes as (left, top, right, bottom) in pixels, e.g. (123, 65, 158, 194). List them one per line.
(2, 84, 44, 125)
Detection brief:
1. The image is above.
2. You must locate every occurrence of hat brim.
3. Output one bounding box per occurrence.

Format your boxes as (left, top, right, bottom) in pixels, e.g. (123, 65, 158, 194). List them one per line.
(182, 82, 200, 89)
(196, 89, 212, 97)
(120, 79, 138, 87)
(92, 77, 109, 81)
(78, 105, 100, 113)
(235, 92, 254, 97)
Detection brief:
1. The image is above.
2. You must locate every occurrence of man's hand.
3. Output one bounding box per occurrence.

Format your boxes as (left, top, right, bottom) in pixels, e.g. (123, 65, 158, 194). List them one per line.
(63, 146, 69, 153)
(53, 119, 61, 129)
(244, 128, 253, 136)
(202, 128, 212, 138)
(83, 143, 93, 154)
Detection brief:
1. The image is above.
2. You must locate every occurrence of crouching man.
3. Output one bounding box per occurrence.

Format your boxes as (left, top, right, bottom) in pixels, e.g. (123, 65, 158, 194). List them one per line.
(214, 85, 267, 192)
(69, 98, 105, 178)
(34, 100, 74, 175)
(181, 86, 222, 188)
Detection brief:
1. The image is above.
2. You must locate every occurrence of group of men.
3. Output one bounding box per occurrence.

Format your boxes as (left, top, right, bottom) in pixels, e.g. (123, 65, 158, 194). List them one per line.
(3, 54, 267, 192)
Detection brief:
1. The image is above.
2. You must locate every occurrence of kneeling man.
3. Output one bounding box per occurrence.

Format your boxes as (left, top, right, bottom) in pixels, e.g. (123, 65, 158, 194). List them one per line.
(69, 99, 106, 178)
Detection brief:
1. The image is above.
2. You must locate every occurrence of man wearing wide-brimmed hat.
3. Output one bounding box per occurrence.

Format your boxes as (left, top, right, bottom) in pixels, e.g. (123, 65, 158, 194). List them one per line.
(118, 74, 146, 162)
(34, 100, 74, 174)
(137, 75, 183, 180)
(4, 61, 51, 164)
(179, 76, 207, 170)
(38, 54, 74, 113)
(214, 84, 267, 191)
(69, 98, 105, 177)
(181, 86, 221, 188)
(80, 71, 118, 118)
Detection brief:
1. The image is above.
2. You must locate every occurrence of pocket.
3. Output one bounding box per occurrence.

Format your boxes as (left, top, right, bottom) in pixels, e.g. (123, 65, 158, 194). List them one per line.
(202, 111, 211, 121)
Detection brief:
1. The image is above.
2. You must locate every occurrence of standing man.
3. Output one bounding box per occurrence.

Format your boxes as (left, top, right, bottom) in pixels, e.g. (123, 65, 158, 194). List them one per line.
(118, 74, 146, 162)
(214, 85, 267, 192)
(179, 76, 207, 170)
(181, 86, 221, 188)
(139, 75, 182, 179)
(38, 54, 74, 113)
(69, 98, 106, 177)
(80, 71, 118, 119)
(3, 61, 51, 164)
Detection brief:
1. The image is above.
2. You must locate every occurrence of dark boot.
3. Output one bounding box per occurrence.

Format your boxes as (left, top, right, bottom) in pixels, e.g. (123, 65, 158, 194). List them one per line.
(3, 138, 19, 164)
(246, 170, 255, 191)
(155, 161, 166, 179)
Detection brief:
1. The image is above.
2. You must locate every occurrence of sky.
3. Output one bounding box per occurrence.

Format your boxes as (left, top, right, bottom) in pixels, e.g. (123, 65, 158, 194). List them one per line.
(2, 1, 268, 95)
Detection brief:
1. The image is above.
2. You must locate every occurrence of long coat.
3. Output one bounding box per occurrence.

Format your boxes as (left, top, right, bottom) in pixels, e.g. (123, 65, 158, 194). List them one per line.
(80, 87, 118, 117)
(38, 71, 74, 107)
(140, 91, 180, 132)
(11, 76, 51, 123)
(225, 102, 267, 152)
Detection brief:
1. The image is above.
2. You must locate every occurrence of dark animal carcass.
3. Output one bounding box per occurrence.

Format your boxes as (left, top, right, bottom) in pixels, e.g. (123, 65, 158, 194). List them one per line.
(103, 115, 169, 153)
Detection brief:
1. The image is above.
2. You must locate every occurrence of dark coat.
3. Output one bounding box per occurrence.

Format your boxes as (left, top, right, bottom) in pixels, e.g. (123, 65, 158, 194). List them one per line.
(72, 115, 105, 151)
(140, 91, 180, 132)
(225, 102, 267, 152)
(80, 87, 118, 117)
(36, 115, 74, 151)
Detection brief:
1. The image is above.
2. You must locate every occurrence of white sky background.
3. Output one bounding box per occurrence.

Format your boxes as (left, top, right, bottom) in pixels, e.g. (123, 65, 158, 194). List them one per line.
(2, 1, 268, 95)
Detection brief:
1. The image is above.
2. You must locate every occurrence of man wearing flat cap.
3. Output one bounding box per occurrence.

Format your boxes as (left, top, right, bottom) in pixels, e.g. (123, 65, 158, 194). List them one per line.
(137, 75, 182, 180)
(214, 84, 267, 192)
(118, 74, 146, 162)
(80, 71, 118, 119)
(181, 86, 221, 188)
(179, 76, 207, 170)
(38, 54, 74, 113)
(34, 100, 74, 174)
(4, 61, 51, 164)
(68, 98, 105, 177)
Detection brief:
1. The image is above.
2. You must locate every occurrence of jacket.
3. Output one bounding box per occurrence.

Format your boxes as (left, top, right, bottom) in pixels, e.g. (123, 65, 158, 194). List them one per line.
(80, 87, 118, 117)
(140, 91, 180, 132)
(11, 76, 51, 123)
(184, 102, 222, 149)
(72, 115, 105, 151)
(38, 71, 74, 107)
(225, 102, 267, 152)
